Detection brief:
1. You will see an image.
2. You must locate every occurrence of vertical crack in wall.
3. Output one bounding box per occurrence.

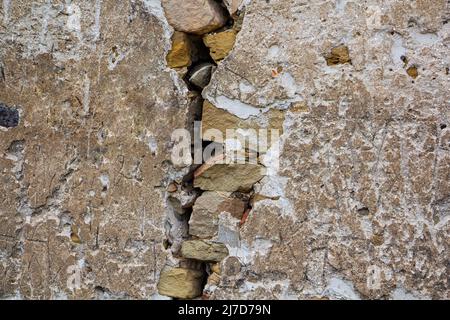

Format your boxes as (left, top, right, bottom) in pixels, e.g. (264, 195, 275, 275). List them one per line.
(156, 0, 253, 299)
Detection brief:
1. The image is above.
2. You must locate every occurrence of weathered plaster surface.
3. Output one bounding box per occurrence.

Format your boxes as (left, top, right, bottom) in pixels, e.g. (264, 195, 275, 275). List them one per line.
(0, 0, 193, 299)
(204, 0, 449, 300)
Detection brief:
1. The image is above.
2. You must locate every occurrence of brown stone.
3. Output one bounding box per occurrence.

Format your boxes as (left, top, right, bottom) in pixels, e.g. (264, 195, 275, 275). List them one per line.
(157, 267, 204, 299)
(166, 31, 193, 68)
(201, 100, 285, 149)
(162, 0, 228, 35)
(203, 30, 237, 62)
(207, 272, 221, 285)
(194, 155, 266, 192)
(222, 256, 241, 276)
(210, 263, 221, 274)
(325, 45, 351, 65)
(223, 0, 244, 17)
(189, 191, 246, 238)
(167, 183, 178, 193)
(407, 66, 419, 79)
(181, 240, 229, 262)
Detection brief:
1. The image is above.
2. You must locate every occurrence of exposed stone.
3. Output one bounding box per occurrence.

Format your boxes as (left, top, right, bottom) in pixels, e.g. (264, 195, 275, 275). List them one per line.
(167, 183, 178, 193)
(407, 65, 419, 79)
(217, 213, 241, 247)
(223, 0, 244, 17)
(194, 155, 266, 192)
(157, 267, 204, 299)
(181, 240, 229, 262)
(166, 31, 194, 68)
(70, 226, 82, 244)
(210, 263, 221, 275)
(189, 191, 246, 238)
(188, 63, 215, 89)
(201, 100, 285, 149)
(325, 45, 351, 65)
(162, 0, 228, 35)
(203, 30, 237, 62)
(168, 185, 202, 210)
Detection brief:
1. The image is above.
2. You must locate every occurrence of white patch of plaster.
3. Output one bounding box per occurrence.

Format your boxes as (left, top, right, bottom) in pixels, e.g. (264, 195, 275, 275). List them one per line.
(336, 0, 348, 14)
(360, 217, 373, 238)
(267, 45, 281, 61)
(93, 0, 102, 41)
(99, 174, 110, 191)
(83, 209, 92, 225)
(338, 97, 350, 117)
(277, 72, 299, 98)
(259, 140, 281, 177)
(323, 277, 361, 300)
(151, 293, 172, 300)
(66, 4, 82, 37)
(3, 0, 10, 24)
(229, 239, 273, 265)
(169, 70, 189, 97)
(39, 1, 51, 53)
(224, 137, 243, 152)
(218, 213, 240, 248)
(1, 291, 23, 300)
(148, 135, 158, 155)
(255, 175, 288, 199)
(83, 74, 91, 115)
(239, 82, 256, 94)
(391, 287, 430, 300)
(366, 5, 384, 30)
(239, 279, 298, 299)
(410, 31, 439, 46)
(391, 34, 407, 66)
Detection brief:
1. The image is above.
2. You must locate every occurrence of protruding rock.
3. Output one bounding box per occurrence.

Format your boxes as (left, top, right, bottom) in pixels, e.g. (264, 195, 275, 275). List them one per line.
(207, 272, 221, 285)
(203, 30, 237, 62)
(166, 31, 194, 68)
(407, 65, 419, 79)
(201, 100, 285, 151)
(222, 256, 241, 276)
(168, 184, 202, 210)
(181, 240, 229, 262)
(162, 0, 228, 35)
(188, 63, 215, 88)
(157, 267, 204, 299)
(194, 155, 266, 192)
(325, 45, 351, 65)
(189, 191, 246, 238)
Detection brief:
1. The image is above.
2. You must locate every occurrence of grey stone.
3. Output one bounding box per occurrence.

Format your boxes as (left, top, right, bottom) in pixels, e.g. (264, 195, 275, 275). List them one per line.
(188, 63, 215, 89)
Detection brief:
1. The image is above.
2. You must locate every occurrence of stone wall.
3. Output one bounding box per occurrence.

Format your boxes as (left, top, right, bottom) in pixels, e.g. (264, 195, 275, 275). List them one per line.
(1, 0, 449, 300)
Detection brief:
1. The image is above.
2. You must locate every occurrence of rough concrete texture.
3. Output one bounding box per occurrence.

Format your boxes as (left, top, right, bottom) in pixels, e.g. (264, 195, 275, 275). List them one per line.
(0, 1, 192, 299)
(1, 0, 449, 300)
(203, 0, 450, 300)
